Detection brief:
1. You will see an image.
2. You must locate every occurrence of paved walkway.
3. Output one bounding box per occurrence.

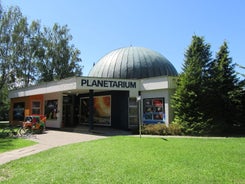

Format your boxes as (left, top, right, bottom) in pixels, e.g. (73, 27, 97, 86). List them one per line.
(0, 130, 107, 165)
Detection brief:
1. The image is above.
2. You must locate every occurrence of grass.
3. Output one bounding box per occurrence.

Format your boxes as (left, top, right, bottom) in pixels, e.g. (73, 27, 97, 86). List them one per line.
(0, 125, 37, 153)
(0, 136, 244, 184)
(0, 138, 37, 153)
(0, 124, 37, 153)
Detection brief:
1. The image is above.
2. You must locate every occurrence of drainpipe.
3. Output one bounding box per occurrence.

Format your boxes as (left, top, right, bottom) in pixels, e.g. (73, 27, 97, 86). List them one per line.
(89, 89, 94, 130)
(137, 91, 142, 138)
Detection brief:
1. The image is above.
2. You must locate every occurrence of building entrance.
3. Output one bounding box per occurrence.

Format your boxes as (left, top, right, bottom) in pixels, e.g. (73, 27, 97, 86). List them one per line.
(62, 96, 75, 127)
(62, 104, 73, 127)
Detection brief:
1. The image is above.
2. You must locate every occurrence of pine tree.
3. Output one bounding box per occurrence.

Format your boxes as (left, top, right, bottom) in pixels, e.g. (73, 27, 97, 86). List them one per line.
(172, 35, 213, 135)
(207, 42, 243, 134)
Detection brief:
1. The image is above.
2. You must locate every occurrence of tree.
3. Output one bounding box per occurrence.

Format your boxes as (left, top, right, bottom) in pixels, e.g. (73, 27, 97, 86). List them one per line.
(26, 20, 43, 85)
(0, 6, 23, 90)
(0, 2, 9, 120)
(236, 63, 245, 78)
(0, 84, 9, 120)
(207, 42, 244, 134)
(172, 36, 213, 135)
(11, 16, 35, 88)
(37, 24, 82, 82)
(0, 5, 83, 121)
(0, 7, 41, 89)
(0, 6, 27, 121)
(0, 2, 2, 18)
(1, 5, 83, 86)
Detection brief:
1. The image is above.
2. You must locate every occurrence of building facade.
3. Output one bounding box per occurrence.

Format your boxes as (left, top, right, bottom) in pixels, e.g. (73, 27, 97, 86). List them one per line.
(8, 47, 178, 130)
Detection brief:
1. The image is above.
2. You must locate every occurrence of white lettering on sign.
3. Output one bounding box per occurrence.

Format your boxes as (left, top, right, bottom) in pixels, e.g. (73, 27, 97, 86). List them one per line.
(81, 79, 137, 89)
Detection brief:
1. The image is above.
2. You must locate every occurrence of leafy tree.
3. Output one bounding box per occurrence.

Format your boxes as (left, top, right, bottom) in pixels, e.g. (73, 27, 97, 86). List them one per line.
(0, 6, 41, 89)
(0, 5, 83, 120)
(0, 2, 9, 120)
(0, 2, 2, 17)
(0, 6, 23, 90)
(35, 26, 54, 82)
(26, 20, 43, 84)
(37, 24, 82, 82)
(1, 6, 82, 86)
(11, 16, 34, 88)
(172, 36, 213, 135)
(0, 6, 26, 120)
(0, 84, 9, 120)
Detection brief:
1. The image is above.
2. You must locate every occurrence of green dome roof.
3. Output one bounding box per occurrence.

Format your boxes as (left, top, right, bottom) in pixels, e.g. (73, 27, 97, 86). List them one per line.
(88, 46, 178, 79)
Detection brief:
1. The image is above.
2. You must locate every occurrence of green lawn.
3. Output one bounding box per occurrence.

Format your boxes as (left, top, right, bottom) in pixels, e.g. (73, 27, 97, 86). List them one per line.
(0, 136, 244, 184)
(0, 125, 37, 153)
(0, 138, 37, 153)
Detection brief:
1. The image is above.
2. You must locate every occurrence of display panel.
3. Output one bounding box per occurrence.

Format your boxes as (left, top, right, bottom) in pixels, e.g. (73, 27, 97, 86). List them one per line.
(143, 98, 165, 124)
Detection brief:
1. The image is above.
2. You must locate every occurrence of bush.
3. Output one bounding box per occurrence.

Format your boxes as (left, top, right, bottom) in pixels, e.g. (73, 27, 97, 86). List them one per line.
(141, 123, 182, 135)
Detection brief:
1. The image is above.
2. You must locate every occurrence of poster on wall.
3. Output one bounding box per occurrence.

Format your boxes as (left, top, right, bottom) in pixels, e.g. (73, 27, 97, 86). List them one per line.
(45, 100, 58, 120)
(143, 98, 165, 124)
(80, 95, 111, 126)
(94, 95, 111, 125)
(13, 102, 25, 121)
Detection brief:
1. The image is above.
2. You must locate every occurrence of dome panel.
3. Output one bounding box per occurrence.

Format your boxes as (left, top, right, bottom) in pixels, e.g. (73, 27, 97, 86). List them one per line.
(88, 46, 178, 79)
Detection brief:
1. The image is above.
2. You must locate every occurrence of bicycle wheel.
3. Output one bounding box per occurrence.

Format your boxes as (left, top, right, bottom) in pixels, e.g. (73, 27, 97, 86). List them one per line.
(18, 127, 27, 136)
(20, 127, 32, 137)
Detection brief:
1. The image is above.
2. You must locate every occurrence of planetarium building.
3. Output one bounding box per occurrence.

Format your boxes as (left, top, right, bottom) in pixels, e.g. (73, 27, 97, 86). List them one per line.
(9, 46, 178, 130)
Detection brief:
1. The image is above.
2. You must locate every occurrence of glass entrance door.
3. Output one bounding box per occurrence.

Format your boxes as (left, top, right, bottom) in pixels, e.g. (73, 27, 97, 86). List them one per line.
(62, 104, 73, 127)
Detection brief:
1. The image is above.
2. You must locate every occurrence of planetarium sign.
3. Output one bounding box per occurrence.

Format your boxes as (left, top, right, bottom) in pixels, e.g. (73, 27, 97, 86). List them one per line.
(81, 78, 137, 89)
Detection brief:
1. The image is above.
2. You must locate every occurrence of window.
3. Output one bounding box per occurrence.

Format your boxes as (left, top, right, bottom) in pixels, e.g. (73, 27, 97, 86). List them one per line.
(128, 98, 138, 126)
(13, 102, 25, 121)
(32, 101, 41, 114)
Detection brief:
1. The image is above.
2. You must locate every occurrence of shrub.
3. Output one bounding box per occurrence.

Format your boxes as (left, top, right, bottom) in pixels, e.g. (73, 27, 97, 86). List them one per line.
(141, 123, 182, 135)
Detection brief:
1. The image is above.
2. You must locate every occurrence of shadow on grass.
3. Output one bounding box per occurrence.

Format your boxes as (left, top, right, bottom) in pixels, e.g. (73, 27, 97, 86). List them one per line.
(0, 138, 16, 153)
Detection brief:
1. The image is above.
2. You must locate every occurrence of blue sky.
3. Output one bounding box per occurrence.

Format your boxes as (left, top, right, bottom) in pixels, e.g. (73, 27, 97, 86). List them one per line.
(2, 0, 245, 79)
